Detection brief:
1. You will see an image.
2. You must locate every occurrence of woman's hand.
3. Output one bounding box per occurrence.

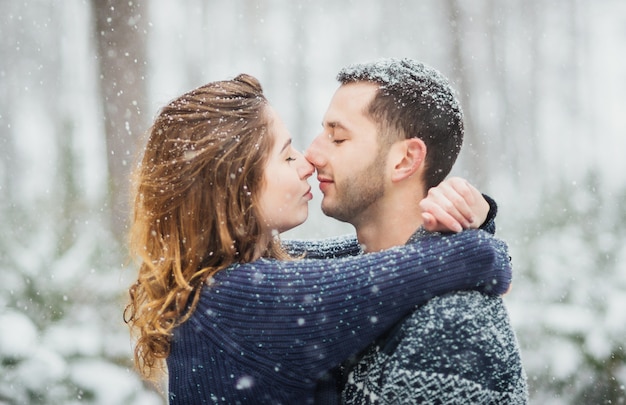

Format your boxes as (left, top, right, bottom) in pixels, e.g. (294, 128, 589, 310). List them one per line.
(419, 177, 489, 233)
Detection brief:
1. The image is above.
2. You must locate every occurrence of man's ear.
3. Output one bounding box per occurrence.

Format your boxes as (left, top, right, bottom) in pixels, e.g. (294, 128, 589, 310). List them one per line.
(390, 138, 426, 183)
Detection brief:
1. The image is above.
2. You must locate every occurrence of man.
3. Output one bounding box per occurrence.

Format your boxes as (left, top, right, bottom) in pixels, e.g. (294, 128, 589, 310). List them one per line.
(305, 58, 528, 403)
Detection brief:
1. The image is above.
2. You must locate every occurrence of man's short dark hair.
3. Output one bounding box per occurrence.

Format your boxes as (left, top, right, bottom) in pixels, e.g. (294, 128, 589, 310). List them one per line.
(337, 58, 464, 191)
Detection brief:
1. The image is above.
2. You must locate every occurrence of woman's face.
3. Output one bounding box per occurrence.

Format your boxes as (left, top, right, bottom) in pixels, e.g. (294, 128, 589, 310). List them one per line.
(258, 107, 314, 234)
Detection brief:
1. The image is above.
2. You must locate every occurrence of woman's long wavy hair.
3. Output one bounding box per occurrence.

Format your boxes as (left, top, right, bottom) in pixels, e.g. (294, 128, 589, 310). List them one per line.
(125, 74, 289, 380)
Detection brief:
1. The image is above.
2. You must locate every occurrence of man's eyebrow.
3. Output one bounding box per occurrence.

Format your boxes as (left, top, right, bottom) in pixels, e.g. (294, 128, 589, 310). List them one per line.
(322, 121, 347, 130)
(280, 138, 292, 153)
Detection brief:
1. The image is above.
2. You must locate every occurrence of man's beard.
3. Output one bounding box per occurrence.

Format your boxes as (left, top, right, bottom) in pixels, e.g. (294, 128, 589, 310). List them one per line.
(321, 147, 387, 224)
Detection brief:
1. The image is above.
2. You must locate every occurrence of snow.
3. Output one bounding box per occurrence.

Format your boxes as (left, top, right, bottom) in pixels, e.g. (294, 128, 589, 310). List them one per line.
(13, 346, 67, 392)
(1, 0, 626, 403)
(338, 58, 462, 120)
(68, 360, 162, 405)
(0, 310, 38, 358)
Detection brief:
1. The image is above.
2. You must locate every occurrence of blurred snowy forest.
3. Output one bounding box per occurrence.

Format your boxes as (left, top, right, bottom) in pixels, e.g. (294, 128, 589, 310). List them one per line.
(1, 0, 625, 404)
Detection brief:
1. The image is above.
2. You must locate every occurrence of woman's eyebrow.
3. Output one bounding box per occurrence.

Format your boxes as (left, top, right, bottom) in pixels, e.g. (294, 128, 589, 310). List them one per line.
(280, 138, 292, 153)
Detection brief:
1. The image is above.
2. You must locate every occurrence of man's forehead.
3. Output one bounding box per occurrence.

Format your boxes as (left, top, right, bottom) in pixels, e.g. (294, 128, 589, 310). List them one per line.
(322, 110, 357, 131)
(326, 83, 376, 117)
(319, 82, 375, 133)
(337, 81, 379, 98)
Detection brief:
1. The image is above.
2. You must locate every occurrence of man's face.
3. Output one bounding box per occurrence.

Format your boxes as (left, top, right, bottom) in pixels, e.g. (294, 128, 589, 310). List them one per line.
(305, 82, 388, 224)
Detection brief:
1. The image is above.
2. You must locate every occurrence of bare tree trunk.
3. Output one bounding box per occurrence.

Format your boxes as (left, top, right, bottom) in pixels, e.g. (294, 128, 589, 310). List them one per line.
(485, 0, 511, 172)
(524, 0, 542, 188)
(444, 0, 488, 188)
(90, 0, 148, 242)
(291, 1, 310, 148)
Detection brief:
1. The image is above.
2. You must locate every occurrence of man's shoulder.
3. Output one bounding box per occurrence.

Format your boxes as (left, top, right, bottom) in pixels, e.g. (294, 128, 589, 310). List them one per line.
(406, 227, 494, 244)
(399, 291, 513, 348)
(375, 291, 510, 356)
(342, 291, 529, 404)
(392, 291, 526, 397)
(412, 290, 506, 319)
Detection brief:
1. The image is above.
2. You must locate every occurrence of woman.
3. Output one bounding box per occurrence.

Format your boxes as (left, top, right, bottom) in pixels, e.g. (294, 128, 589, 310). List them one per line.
(125, 74, 510, 404)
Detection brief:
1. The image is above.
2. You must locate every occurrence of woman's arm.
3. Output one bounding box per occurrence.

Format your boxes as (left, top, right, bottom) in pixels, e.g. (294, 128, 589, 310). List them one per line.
(479, 194, 497, 234)
(282, 179, 498, 259)
(420, 177, 497, 234)
(192, 229, 511, 382)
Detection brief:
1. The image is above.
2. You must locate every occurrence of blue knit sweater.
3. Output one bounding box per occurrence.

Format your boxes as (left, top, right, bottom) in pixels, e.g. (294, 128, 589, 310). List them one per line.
(166, 230, 512, 404)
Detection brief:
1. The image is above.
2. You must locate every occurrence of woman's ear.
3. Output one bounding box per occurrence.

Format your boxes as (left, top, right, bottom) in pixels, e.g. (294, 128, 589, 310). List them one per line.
(390, 138, 426, 183)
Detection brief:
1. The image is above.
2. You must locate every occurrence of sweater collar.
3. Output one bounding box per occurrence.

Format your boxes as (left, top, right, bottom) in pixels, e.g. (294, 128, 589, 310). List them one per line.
(405, 226, 438, 245)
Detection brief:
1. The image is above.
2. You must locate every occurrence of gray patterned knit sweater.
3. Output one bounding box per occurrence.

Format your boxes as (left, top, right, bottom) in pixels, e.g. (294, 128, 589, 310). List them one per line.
(340, 230, 528, 405)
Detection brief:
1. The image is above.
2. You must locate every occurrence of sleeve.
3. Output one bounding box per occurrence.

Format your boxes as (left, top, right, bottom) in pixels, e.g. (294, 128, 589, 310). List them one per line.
(480, 194, 497, 235)
(191, 229, 512, 383)
(282, 234, 361, 259)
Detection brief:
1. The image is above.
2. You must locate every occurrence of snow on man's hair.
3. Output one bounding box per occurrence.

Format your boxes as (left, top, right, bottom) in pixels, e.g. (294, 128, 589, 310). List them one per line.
(336, 57, 462, 122)
(337, 58, 464, 190)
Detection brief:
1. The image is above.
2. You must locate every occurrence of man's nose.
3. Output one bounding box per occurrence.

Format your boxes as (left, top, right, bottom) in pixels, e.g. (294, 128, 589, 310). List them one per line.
(298, 156, 315, 179)
(304, 135, 326, 168)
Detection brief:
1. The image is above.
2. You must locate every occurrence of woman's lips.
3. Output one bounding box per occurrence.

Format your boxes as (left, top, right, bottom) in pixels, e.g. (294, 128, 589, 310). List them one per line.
(303, 187, 313, 200)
